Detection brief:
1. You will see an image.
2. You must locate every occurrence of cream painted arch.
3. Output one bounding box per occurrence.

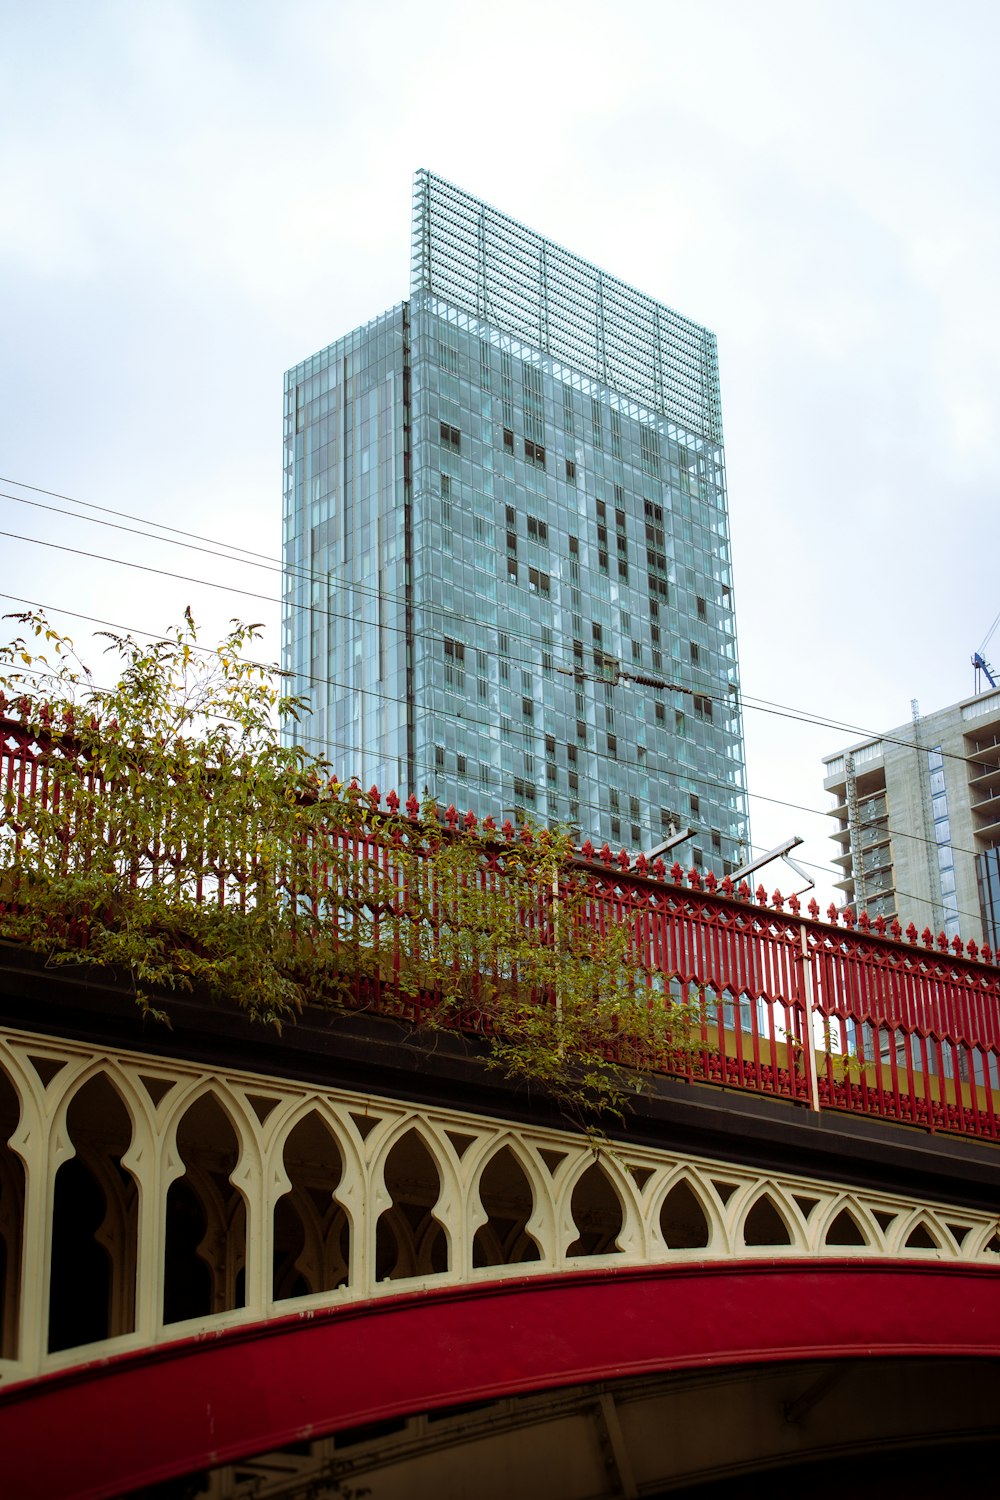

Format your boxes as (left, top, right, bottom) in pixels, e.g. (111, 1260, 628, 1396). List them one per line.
(814, 1192, 883, 1252)
(43, 1060, 152, 1256)
(555, 1148, 646, 1262)
(648, 1163, 727, 1256)
(273, 1182, 349, 1297)
(0, 1023, 997, 1390)
(3, 1050, 151, 1365)
(886, 1204, 966, 1258)
(730, 1177, 811, 1252)
(463, 1130, 556, 1267)
(967, 1218, 1000, 1258)
(0, 1038, 44, 1143)
(155, 1078, 262, 1321)
(257, 1090, 369, 1296)
(264, 1098, 357, 1299)
(365, 1111, 467, 1287)
(63, 1111, 139, 1339)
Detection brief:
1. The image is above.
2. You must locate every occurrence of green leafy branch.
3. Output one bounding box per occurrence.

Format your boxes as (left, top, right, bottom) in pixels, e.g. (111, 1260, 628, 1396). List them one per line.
(0, 611, 694, 1117)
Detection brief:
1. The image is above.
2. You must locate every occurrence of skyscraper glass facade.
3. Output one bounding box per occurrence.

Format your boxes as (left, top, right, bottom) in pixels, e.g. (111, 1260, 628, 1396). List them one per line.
(283, 173, 749, 867)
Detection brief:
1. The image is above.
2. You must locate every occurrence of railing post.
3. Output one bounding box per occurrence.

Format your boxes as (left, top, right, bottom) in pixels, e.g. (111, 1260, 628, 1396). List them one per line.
(128, 1132, 167, 1346)
(799, 919, 820, 1113)
(8, 1081, 52, 1371)
(552, 869, 563, 1051)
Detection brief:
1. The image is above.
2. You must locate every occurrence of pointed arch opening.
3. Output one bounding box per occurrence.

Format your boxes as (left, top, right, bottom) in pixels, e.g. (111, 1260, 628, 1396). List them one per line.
(274, 1111, 349, 1300)
(660, 1178, 710, 1250)
(742, 1193, 792, 1248)
(473, 1146, 539, 1268)
(905, 1220, 942, 1251)
(48, 1073, 137, 1353)
(375, 1129, 447, 1282)
(826, 1206, 869, 1247)
(164, 1093, 245, 1325)
(568, 1162, 624, 1257)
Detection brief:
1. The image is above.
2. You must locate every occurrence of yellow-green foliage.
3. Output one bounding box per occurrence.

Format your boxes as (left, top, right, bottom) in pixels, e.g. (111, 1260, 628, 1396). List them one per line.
(0, 612, 689, 1117)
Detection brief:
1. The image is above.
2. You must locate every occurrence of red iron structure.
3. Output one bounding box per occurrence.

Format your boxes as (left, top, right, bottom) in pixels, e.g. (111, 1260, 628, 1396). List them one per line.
(3, 710, 1000, 1142)
(5, 1263, 1000, 1500)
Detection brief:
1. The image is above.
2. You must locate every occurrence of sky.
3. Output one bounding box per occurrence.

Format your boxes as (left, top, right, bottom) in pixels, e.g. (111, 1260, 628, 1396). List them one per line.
(2, 0, 999, 918)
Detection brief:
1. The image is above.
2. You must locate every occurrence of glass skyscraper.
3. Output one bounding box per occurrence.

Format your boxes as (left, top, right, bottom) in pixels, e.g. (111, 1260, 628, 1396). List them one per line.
(283, 172, 749, 868)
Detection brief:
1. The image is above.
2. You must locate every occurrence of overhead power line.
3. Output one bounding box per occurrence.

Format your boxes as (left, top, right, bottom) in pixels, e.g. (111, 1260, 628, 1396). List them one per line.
(1, 477, 996, 774)
(0, 474, 278, 565)
(2, 588, 993, 886)
(0, 589, 759, 837)
(4, 474, 999, 919)
(6, 651, 991, 933)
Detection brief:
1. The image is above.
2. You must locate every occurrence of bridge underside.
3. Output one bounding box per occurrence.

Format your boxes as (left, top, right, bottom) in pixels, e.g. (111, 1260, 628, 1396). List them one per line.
(2, 956, 1000, 1497)
(162, 1360, 1000, 1500)
(5, 1262, 999, 1499)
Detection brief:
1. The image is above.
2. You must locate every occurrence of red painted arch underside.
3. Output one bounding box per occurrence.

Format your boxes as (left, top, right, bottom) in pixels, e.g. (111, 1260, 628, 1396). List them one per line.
(2, 1259, 1000, 1500)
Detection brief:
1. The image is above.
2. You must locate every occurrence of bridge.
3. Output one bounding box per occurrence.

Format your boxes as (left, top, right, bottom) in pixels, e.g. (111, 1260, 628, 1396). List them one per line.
(1, 713, 999, 1497)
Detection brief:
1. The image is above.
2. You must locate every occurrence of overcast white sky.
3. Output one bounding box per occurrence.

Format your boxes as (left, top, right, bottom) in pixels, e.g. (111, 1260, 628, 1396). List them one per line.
(2, 0, 999, 918)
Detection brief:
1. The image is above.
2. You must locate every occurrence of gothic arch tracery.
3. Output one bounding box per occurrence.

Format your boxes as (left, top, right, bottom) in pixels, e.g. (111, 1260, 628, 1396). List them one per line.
(0, 1024, 993, 1385)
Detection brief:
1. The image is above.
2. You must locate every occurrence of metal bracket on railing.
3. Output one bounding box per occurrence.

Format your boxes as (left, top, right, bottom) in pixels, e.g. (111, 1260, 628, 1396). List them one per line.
(729, 836, 815, 900)
(798, 919, 821, 1113)
(640, 827, 695, 862)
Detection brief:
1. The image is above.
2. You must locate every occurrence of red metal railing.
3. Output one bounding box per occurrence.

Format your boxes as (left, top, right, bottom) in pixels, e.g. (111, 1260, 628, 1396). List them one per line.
(3, 714, 1000, 1141)
(581, 867, 1000, 1137)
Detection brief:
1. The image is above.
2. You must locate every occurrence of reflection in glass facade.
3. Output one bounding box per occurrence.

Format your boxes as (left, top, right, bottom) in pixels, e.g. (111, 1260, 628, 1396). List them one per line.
(978, 848, 1000, 952)
(928, 747, 961, 941)
(283, 174, 749, 867)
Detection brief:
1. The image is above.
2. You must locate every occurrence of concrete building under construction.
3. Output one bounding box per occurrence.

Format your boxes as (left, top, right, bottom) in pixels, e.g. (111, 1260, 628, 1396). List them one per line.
(822, 687, 1000, 949)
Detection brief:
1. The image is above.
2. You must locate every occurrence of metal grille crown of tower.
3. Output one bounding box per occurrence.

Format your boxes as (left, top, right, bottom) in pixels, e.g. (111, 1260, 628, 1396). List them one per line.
(412, 169, 723, 443)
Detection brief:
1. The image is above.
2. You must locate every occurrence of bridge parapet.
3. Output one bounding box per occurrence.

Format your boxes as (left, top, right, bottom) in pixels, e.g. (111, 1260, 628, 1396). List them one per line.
(3, 712, 1000, 1143)
(4, 716, 1000, 1495)
(1, 1021, 998, 1389)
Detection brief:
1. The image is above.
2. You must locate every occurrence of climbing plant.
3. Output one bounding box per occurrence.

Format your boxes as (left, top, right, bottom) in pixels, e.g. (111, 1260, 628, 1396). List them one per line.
(0, 611, 691, 1117)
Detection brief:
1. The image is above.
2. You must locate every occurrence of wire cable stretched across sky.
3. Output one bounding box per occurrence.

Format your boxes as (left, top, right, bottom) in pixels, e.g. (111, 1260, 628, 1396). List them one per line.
(2, 586, 993, 889)
(4, 474, 998, 936)
(1, 475, 995, 772)
(5, 648, 991, 934)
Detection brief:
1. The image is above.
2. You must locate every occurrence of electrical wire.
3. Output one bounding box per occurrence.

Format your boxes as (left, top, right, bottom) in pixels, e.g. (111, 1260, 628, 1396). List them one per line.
(0, 485, 620, 682)
(0, 590, 766, 841)
(750, 842, 988, 929)
(0, 507, 741, 720)
(3, 483, 995, 780)
(2, 475, 997, 773)
(3, 474, 995, 762)
(3, 480, 999, 889)
(3, 586, 996, 888)
(980, 607, 1000, 656)
(0, 474, 278, 565)
(1, 480, 995, 846)
(0, 516, 756, 829)
(1, 498, 993, 931)
(0, 662, 855, 902)
(6, 654, 991, 933)
(8, 615, 998, 934)
(3, 505, 996, 836)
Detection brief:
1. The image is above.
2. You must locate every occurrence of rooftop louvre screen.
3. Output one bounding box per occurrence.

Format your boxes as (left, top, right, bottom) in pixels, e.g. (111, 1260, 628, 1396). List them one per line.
(411, 169, 723, 443)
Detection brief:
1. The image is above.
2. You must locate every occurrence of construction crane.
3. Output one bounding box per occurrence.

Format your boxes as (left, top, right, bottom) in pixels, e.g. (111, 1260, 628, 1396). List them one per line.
(973, 610, 1000, 692)
(973, 651, 998, 691)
